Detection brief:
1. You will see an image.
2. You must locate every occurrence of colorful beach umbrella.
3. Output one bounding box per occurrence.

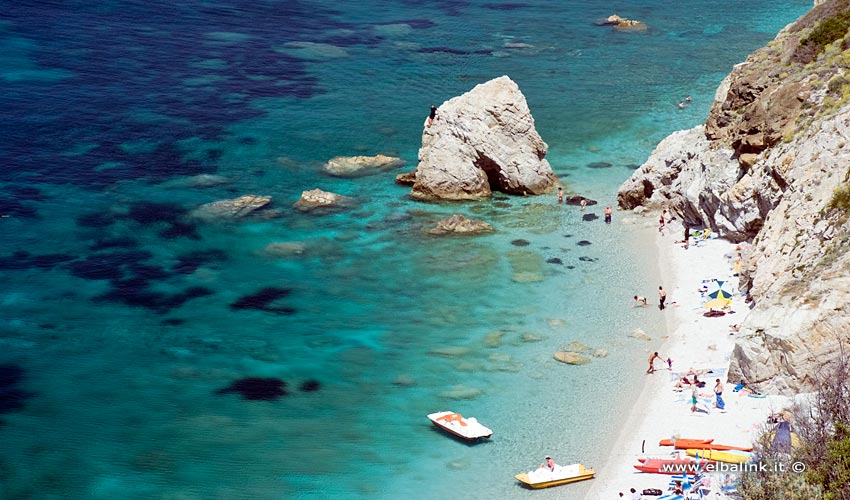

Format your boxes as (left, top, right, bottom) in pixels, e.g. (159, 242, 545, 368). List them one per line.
(703, 298, 731, 310)
(704, 280, 733, 300)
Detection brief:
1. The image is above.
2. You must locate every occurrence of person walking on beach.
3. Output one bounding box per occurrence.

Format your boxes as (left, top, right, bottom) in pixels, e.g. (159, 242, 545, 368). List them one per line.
(426, 104, 437, 127)
(557, 187, 564, 203)
(658, 286, 666, 310)
(658, 209, 666, 232)
(684, 222, 690, 249)
(714, 379, 725, 410)
(633, 295, 647, 307)
(647, 351, 661, 374)
(604, 206, 612, 224)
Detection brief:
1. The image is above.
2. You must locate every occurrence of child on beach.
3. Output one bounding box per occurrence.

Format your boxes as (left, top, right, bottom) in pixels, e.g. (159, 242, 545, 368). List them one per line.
(633, 295, 647, 307)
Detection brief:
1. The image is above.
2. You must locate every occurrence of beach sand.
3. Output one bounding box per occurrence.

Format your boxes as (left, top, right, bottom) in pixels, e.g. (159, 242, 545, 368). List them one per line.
(584, 218, 792, 499)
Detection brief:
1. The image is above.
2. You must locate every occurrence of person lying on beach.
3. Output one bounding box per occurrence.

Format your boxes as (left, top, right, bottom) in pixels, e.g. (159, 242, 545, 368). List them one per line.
(633, 295, 648, 307)
(692, 375, 706, 388)
(674, 377, 692, 390)
(704, 309, 725, 317)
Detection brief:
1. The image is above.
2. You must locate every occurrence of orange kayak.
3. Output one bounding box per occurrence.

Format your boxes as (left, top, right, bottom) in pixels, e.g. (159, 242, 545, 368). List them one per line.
(659, 438, 713, 448)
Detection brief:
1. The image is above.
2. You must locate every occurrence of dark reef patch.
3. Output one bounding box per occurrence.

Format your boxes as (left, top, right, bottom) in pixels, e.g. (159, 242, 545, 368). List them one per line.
(300, 380, 321, 392)
(90, 237, 138, 251)
(577, 240, 592, 246)
(0, 198, 39, 218)
(159, 222, 200, 240)
(172, 249, 228, 275)
(96, 282, 213, 313)
(546, 258, 563, 265)
(625, 163, 641, 170)
(582, 213, 599, 222)
(587, 162, 613, 169)
(77, 212, 116, 228)
(566, 265, 576, 269)
(0, 364, 35, 415)
(161, 318, 185, 326)
(510, 239, 530, 247)
(4, 185, 47, 201)
(230, 287, 295, 315)
(127, 202, 187, 225)
(0, 251, 75, 271)
(579, 256, 597, 262)
(217, 377, 288, 401)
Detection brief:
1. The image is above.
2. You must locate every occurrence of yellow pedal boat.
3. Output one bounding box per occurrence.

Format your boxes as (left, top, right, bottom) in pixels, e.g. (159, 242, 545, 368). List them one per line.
(515, 463, 595, 489)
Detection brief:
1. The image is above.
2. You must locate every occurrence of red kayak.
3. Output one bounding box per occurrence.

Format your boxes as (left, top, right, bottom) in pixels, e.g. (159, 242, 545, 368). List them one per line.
(659, 438, 713, 448)
(634, 458, 715, 475)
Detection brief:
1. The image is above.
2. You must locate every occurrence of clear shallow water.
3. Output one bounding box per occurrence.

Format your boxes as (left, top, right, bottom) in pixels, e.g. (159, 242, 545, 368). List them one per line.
(0, 1, 809, 499)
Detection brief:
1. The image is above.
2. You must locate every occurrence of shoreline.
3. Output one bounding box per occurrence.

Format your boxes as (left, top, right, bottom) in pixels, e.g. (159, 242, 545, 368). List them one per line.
(583, 214, 792, 499)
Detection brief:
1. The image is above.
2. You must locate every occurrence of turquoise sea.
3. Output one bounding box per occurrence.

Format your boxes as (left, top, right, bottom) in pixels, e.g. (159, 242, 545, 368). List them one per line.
(0, 1, 810, 499)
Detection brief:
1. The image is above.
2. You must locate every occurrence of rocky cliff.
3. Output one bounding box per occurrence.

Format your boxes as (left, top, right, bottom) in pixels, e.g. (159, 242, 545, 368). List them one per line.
(411, 76, 558, 201)
(618, 0, 850, 394)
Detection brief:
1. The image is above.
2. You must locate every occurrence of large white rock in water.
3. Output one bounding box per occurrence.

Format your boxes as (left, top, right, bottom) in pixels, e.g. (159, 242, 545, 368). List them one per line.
(412, 76, 558, 201)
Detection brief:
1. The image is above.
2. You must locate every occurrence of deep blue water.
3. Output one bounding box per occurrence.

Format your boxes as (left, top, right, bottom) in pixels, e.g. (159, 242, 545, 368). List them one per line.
(0, 1, 810, 499)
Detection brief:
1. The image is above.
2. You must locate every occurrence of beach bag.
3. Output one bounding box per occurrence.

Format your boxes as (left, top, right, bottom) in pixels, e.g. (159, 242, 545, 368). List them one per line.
(642, 488, 663, 496)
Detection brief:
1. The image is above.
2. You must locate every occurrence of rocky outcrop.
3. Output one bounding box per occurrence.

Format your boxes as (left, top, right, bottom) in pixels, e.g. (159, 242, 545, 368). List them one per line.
(411, 76, 558, 201)
(596, 14, 648, 31)
(292, 189, 352, 212)
(428, 214, 493, 235)
(618, 0, 850, 394)
(395, 171, 416, 186)
(191, 195, 271, 220)
(323, 154, 405, 178)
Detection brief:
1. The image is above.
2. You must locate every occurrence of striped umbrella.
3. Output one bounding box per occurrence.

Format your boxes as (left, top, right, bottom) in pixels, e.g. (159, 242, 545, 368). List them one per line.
(705, 280, 733, 300)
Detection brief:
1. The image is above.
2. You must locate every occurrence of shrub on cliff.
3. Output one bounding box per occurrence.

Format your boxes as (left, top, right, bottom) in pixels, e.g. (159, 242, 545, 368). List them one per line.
(794, 8, 850, 63)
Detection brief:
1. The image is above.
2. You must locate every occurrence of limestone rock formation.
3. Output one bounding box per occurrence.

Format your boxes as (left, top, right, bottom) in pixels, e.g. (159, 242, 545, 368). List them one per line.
(596, 14, 648, 31)
(428, 214, 493, 235)
(412, 76, 558, 201)
(292, 189, 352, 213)
(395, 171, 416, 185)
(323, 154, 405, 178)
(191, 195, 271, 220)
(618, 0, 850, 394)
(554, 351, 591, 365)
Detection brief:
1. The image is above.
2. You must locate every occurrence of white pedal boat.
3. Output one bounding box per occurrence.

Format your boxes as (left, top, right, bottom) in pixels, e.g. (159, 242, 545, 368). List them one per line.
(427, 411, 493, 441)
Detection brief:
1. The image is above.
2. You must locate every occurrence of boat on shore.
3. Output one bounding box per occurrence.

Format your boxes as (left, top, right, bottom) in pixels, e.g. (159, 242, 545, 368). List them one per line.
(515, 463, 595, 489)
(427, 411, 493, 441)
(685, 448, 751, 464)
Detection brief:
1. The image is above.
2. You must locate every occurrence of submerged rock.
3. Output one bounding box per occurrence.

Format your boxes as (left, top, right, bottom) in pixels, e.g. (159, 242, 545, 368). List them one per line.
(323, 154, 405, 178)
(429, 346, 473, 357)
(412, 76, 558, 201)
(565, 195, 598, 207)
(440, 384, 483, 400)
(428, 214, 493, 235)
(191, 195, 271, 220)
(263, 242, 306, 257)
(521, 333, 544, 343)
(629, 329, 652, 341)
(554, 351, 591, 365)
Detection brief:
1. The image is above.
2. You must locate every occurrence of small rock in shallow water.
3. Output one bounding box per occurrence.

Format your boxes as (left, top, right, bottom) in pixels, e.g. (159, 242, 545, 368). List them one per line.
(300, 380, 321, 392)
(510, 239, 530, 246)
(554, 351, 591, 365)
(216, 377, 287, 400)
(546, 257, 563, 265)
(582, 213, 599, 222)
(577, 240, 592, 246)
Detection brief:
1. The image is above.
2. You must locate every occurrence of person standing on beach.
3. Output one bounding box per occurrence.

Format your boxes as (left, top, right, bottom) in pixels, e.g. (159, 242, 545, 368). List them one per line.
(647, 351, 661, 374)
(426, 104, 437, 127)
(714, 379, 725, 410)
(658, 209, 666, 232)
(604, 206, 612, 224)
(658, 286, 666, 310)
(733, 252, 743, 276)
(557, 187, 564, 204)
(691, 385, 698, 413)
(684, 222, 690, 250)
